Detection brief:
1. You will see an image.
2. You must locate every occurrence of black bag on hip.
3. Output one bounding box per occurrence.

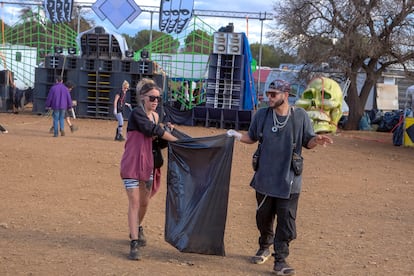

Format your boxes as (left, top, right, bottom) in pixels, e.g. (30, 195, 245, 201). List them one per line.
(291, 152, 303, 176)
(252, 146, 260, 171)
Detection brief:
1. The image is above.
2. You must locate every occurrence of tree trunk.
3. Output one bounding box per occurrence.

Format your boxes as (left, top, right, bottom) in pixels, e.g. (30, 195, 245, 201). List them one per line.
(343, 76, 364, 130)
(345, 104, 364, 130)
(343, 70, 377, 130)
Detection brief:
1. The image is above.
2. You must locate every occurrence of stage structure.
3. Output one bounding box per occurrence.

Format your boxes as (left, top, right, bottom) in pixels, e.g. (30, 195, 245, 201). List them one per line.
(32, 26, 167, 119)
(1, 2, 271, 128)
(143, 18, 257, 129)
(138, 16, 215, 110)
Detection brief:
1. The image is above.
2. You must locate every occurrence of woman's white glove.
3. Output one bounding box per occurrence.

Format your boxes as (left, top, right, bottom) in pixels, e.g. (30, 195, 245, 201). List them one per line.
(226, 129, 242, 141)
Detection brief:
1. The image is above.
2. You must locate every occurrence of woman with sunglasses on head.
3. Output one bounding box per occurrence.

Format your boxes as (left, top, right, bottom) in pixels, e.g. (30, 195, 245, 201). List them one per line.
(227, 79, 333, 275)
(119, 78, 178, 261)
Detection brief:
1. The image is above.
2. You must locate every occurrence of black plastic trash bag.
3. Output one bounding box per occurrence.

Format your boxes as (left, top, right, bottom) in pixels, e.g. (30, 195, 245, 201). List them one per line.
(165, 133, 235, 256)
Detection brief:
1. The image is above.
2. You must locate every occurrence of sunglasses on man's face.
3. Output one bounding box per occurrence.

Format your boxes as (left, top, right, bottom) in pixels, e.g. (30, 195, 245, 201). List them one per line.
(147, 95, 162, 102)
(266, 91, 284, 98)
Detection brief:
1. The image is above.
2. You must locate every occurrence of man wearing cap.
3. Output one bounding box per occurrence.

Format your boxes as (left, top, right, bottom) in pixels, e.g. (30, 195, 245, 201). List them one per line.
(227, 79, 333, 275)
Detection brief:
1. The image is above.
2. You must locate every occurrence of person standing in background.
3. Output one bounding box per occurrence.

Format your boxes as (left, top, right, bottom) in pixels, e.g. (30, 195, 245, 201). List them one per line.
(113, 80, 131, 141)
(49, 80, 78, 134)
(45, 76, 72, 137)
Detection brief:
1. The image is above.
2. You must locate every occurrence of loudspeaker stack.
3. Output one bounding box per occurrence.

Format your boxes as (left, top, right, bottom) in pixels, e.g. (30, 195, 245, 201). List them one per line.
(33, 29, 165, 119)
(192, 31, 251, 130)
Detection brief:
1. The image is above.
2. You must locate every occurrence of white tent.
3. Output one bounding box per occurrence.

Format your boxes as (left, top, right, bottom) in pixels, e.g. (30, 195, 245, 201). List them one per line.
(0, 44, 37, 89)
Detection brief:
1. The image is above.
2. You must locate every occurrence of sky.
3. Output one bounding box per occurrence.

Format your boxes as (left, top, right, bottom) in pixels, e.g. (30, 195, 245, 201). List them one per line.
(0, 0, 275, 45)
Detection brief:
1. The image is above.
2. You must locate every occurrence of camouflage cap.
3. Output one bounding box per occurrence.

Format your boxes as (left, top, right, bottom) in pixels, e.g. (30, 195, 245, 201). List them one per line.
(268, 79, 291, 93)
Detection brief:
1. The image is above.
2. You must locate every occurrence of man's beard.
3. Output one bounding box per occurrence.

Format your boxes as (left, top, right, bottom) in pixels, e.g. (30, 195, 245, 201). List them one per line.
(273, 99, 284, 108)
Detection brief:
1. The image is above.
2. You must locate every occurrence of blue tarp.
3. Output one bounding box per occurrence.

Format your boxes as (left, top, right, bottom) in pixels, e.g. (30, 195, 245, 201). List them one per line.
(242, 33, 257, 110)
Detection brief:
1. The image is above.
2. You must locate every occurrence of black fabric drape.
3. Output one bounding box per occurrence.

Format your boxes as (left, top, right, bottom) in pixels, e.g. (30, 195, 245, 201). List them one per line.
(163, 104, 193, 126)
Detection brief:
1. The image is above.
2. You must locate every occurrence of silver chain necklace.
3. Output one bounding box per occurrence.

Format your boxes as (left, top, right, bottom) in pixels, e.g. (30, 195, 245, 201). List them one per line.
(272, 109, 290, 133)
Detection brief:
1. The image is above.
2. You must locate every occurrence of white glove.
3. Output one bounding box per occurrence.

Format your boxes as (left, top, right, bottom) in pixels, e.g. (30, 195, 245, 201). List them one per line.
(227, 129, 242, 141)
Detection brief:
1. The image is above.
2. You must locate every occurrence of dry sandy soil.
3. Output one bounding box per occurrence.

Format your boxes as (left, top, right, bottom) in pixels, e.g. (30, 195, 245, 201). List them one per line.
(0, 112, 413, 276)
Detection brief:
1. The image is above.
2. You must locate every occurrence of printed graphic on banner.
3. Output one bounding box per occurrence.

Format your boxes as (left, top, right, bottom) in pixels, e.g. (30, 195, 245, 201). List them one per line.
(159, 0, 172, 31)
(44, 0, 73, 23)
(92, 0, 142, 29)
(159, 0, 194, 34)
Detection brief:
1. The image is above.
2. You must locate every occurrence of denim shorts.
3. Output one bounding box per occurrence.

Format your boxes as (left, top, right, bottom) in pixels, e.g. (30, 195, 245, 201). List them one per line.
(123, 174, 153, 190)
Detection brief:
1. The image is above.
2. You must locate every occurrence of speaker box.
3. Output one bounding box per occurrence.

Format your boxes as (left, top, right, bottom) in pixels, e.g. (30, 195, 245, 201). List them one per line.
(99, 59, 121, 72)
(80, 58, 98, 71)
(192, 106, 208, 126)
(45, 55, 65, 69)
(66, 57, 79, 69)
(213, 33, 228, 54)
(226, 33, 243, 55)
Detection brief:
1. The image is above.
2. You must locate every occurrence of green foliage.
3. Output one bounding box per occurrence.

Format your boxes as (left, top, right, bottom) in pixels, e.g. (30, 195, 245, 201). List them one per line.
(136, 16, 215, 56)
(1, 8, 77, 61)
(249, 43, 296, 68)
(149, 34, 180, 54)
(183, 29, 213, 54)
(123, 30, 167, 52)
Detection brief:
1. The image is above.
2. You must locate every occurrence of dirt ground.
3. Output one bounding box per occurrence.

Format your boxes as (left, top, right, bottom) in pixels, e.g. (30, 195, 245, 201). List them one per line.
(0, 111, 413, 276)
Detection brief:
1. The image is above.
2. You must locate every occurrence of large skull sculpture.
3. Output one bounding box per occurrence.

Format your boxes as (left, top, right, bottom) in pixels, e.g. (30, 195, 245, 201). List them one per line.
(295, 77, 343, 133)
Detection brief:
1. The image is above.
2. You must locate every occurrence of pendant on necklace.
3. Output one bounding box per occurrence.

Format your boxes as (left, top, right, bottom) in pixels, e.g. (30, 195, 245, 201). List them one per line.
(271, 126, 278, 133)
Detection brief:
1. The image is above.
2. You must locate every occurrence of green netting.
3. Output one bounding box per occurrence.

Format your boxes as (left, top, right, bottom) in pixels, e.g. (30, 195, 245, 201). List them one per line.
(0, 5, 77, 88)
(1, 7, 216, 110)
(136, 16, 217, 110)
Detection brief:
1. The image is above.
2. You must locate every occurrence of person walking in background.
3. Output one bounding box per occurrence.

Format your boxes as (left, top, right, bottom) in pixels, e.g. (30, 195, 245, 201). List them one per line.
(49, 80, 78, 134)
(113, 80, 131, 141)
(45, 76, 73, 137)
(227, 79, 333, 275)
(120, 78, 178, 261)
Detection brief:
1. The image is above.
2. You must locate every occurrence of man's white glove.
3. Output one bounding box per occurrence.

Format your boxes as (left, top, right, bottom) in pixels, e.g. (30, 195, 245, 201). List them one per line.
(226, 129, 242, 141)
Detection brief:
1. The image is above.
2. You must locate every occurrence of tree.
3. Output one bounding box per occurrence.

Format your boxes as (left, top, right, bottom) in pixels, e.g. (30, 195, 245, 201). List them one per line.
(183, 29, 213, 54)
(69, 5, 94, 33)
(123, 30, 166, 52)
(18, 6, 38, 22)
(249, 43, 296, 68)
(270, 0, 414, 130)
(123, 30, 180, 55)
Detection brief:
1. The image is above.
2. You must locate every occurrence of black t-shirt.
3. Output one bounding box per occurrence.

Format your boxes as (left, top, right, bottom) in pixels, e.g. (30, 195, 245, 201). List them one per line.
(248, 106, 315, 198)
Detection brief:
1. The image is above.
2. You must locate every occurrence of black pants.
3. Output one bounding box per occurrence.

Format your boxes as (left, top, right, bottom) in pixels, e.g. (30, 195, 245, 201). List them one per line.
(255, 192, 299, 262)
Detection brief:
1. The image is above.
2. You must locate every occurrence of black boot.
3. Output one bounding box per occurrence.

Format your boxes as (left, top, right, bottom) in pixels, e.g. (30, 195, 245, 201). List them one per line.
(114, 128, 119, 141)
(138, 226, 147, 247)
(128, 240, 141, 260)
(115, 134, 125, 141)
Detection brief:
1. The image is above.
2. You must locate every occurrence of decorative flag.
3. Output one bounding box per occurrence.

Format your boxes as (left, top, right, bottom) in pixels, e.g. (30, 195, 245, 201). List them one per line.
(44, 0, 74, 23)
(159, 0, 194, 34)
(92, 0, 142, 29)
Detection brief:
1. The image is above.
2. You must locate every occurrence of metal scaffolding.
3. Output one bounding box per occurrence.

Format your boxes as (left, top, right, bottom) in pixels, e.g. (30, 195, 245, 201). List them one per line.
(1, 0, 274, 98)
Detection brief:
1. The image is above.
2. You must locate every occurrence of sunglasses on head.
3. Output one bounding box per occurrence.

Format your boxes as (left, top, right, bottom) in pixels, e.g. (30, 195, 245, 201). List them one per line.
(266, 91, 284, 98)
(147, 95, 162, 102)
